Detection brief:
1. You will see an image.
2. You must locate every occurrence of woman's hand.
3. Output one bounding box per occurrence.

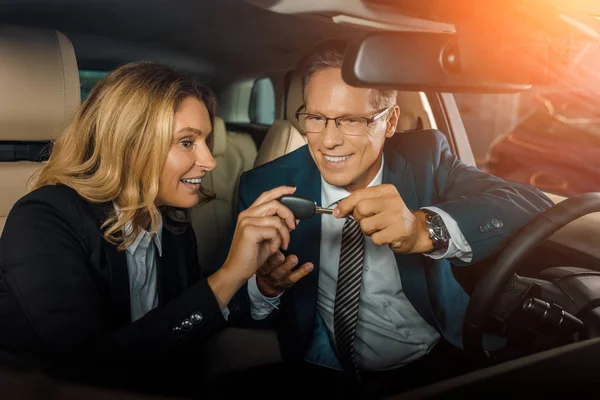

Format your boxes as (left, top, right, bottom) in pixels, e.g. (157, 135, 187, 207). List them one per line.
(208, 186, 298, 308)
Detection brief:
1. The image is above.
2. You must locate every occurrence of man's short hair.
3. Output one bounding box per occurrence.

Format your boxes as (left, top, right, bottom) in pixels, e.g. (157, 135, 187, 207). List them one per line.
(299, 40, 397, 109)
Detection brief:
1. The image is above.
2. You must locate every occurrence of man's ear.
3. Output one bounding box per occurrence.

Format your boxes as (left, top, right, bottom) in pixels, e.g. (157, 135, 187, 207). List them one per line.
(385, 105, 401, 139)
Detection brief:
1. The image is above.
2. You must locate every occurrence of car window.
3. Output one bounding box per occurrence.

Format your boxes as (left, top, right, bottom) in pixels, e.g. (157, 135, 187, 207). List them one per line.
(249, 77, 275, 125)
(455, 86, 600, 197)
(217, 77, 275, 125)
(453, 9, 600, 199)
(79, 70, 109, 102)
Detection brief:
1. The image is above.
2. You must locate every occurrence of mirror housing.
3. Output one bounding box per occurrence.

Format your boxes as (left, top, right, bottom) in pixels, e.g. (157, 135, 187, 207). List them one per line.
(342, 32, 532, 93)
(342, 1, 591, 93)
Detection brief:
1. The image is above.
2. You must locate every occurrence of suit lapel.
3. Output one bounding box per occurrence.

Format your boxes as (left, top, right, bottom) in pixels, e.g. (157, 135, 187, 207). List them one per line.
(87, 201, 131, 327)
(383, 145, 438, 329)
(158, 228, 187, 306)
(85, 203, 188, 325)
(289, 148, 322, 271)
(382, 145, 418, 212)
(286, 151, 322, 338)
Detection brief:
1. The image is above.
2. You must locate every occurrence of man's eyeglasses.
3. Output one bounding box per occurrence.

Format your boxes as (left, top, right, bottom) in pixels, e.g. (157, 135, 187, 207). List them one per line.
(295, 106, 391, 136)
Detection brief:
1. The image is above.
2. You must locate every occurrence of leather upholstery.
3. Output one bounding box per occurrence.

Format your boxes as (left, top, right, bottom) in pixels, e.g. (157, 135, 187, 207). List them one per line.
(0, 25, 80, 141)
(0, 25, 80, 235)
(254, 72, 307, 168)
(191, 117, 257, 267)
(285, 71, 304, 132)
(253, 119, 306, 168)
(211, 116, 228, 158)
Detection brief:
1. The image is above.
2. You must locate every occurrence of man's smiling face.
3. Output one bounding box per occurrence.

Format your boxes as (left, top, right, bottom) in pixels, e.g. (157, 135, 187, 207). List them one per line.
(304, 68, 397, 192)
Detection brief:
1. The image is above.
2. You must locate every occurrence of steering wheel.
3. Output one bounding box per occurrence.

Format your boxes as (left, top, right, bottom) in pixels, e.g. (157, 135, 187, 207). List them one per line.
(463, 192, 600, 355)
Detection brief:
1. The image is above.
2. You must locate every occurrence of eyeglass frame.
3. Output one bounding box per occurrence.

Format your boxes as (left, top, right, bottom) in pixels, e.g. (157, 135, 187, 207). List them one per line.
(294, 105, 392, 134)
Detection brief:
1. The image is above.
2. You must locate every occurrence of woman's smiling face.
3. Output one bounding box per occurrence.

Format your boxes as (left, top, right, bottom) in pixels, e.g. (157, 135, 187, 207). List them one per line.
(156, 96, 217, 208)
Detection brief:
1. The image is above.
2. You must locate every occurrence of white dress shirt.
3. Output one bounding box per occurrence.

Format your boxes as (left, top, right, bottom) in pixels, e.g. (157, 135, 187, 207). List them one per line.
(121, 214, 163, 323)
(248, 156, 472, 370)
(126, 229, 162, 323)
(116, 207, 228, 323)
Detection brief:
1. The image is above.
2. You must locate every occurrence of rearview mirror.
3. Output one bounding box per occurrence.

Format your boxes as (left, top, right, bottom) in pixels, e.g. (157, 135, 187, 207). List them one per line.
(342, 32, 532, 93)
(342, 1, 593, 93)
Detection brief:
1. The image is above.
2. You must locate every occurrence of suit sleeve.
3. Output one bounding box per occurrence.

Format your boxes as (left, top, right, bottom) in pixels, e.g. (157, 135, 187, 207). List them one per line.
(429, 131, 554, 264)
(222, 172, 281, 327)
(0, 193, 226, 367)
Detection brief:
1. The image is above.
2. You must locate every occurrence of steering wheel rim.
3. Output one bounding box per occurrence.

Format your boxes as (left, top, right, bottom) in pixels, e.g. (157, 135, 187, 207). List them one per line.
(463, 192, 600, 355)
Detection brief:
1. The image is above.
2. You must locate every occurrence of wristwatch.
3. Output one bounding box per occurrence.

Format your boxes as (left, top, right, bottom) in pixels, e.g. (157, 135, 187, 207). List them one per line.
(422, 209, 450, 253)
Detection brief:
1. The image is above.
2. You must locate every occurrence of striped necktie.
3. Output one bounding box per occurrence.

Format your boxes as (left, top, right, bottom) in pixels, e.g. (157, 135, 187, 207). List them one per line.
(333, 217, 365, 377)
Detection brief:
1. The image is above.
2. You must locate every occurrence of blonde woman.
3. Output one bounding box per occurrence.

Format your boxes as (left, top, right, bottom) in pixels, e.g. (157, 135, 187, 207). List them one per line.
(0, 61, 306, 394)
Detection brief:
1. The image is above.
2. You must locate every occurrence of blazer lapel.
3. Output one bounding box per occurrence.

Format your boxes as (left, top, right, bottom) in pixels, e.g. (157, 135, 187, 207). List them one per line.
(286, 152, 322, 337)
(383, 146, 438, 329)
(158, 228, 187, 306)
(87, 201, 131, 327)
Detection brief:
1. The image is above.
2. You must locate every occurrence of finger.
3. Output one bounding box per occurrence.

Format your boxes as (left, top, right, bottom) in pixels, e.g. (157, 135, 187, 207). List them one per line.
(246, 225, 283, 256)
(258, 251, 285, 276)
(352, 198, 385, 222)
(269, 255, 299, 281)
(241, 216, 291, 250)
(268, 251, 285, 267)
(333, 186, 382, 218)
(358, 214, 387, 236)
(250, 186, 297, 208)
(371, 226, 398, 247)
(334, 185, 399, 218)
(244, 200, 297, 231)
(281, 262, 314, 287)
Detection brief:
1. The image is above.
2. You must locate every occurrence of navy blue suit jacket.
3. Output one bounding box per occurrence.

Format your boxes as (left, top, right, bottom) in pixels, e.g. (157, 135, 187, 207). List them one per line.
(235, 130, 552, 361)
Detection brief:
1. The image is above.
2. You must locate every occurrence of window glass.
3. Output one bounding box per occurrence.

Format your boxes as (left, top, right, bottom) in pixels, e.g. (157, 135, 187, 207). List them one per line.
(455, 86, 600, 197)
(79, 70, 109, 102)
(453, 9, 600, 199)
(249, 77, 275, 125)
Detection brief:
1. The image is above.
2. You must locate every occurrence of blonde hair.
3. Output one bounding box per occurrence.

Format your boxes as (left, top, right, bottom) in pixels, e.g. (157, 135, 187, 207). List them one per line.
(32, 61, 217, 250)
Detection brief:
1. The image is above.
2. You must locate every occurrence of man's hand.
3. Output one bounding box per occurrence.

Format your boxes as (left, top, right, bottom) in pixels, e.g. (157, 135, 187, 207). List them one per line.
(256, 251, 313, 297)
(334, 184, 434, 254)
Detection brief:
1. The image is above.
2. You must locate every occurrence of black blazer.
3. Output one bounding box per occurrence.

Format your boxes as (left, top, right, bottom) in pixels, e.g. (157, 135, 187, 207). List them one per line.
(0, 185, 226, 388)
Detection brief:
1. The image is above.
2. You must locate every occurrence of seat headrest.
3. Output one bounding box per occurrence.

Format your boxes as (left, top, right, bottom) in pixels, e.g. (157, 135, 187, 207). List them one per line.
(211, 116, 228, 157)
(0, 25, 80, 141)
(397, 115, 418, 132)
(285, 71, 304, 133)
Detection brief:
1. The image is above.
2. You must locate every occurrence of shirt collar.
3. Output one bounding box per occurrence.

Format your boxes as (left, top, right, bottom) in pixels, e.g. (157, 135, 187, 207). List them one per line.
(113, 202, 163, 256)
(321, 154, 385, 208)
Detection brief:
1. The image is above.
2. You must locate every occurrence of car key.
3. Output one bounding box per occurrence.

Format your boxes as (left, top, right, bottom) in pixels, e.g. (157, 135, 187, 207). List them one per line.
(278, 195, 333, 219)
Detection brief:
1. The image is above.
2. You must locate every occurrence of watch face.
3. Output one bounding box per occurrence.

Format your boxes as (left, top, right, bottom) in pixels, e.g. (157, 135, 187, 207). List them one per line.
(430, 214, 450, 241)
(434, 225, 449, 240)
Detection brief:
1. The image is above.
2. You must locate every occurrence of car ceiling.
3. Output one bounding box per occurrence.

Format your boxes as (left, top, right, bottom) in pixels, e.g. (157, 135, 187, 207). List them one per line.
(0, 0, 368, 83)
(5, 0, 597, 84)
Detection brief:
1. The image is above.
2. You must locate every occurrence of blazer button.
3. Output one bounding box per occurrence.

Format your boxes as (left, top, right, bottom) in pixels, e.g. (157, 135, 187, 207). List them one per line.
(191, 312, 203, 324)
(480, 224, 490, 233)
(491, 219, 503, 229)
(181, 319, 193, 331)
(172, 326, 184, 339)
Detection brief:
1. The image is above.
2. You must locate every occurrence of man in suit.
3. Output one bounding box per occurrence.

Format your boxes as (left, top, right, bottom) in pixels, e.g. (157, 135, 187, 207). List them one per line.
(233, 43, 553, 396)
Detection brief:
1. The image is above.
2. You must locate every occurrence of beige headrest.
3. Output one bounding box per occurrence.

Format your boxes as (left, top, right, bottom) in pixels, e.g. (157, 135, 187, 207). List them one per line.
(397, 115, 417, 132)
(212, 116, 228, 157)
(285, 71, 304, 132)
(253, 120, 306, 168)
(0, 25, 80, 141)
